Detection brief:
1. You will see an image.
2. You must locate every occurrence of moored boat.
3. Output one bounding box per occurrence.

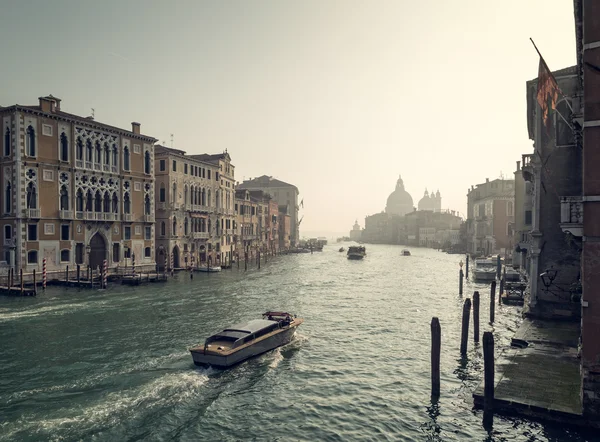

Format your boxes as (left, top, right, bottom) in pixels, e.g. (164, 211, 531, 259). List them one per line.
(189, 312, 303, 368)
(401, 249, 411, 256)
(473, 257, 498, 282)
(347, 246, 366, 260)
(339, 247, 345, 252)
(198, 266, 222, 273)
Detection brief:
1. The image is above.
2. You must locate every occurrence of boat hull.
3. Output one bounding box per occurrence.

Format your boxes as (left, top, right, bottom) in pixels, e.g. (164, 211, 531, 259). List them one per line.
(190, 325, 298, 368)
(473, 270, 497, 282)
(347, 253, 364, 260)
(197, 267, 222, 273)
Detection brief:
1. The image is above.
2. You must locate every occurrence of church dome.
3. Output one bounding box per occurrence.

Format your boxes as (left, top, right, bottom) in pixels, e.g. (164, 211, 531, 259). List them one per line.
(386, 175, 414, 216)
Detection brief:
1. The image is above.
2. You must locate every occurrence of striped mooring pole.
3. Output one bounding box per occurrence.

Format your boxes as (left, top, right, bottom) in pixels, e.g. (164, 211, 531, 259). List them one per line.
(132, 253, 136, 277)
(42, 258, 47, 290)
(170, 253, 174, 275)
(102, 259, 107, 288)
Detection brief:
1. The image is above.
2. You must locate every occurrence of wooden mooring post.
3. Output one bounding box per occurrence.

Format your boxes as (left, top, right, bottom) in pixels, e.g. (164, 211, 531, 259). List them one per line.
(465, 254, 469, 279)
(459, 268, 464, 295)
(20, 269, 24, 295)
(490, 281, 496, 324)
(473, 291, 480, 343)
(77, 265, 81, 288)
(33, 269, 37, 295)
(258, 251, 261, 270)
(460, 298, 471, 356)
(9, 267, 13, 289)
(431, 317, 441, 397)
(483, 331, 495, 427)
(245, 252, 248, 271)
(65, 265, 69, 283)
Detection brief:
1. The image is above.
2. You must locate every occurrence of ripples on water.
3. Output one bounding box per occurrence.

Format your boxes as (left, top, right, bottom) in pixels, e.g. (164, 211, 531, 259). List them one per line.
(0, 245, 594, 441)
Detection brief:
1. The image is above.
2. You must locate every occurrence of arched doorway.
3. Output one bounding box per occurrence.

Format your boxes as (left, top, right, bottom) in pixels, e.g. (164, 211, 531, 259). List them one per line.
(173, 245, 180, 269)
(89, 233, 106, 270)
(156, 248, 166, 271)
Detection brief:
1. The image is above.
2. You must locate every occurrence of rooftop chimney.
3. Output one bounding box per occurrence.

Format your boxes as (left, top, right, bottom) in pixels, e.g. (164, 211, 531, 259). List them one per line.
(39, 95, 61, 113)
(516, 160, 521, 171)
(131, 122, 141, 134)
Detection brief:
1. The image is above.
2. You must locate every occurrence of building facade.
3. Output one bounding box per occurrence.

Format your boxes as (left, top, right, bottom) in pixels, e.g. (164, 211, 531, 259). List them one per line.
(465, 178, 515, 256)
(0, 96, 157, 274)
(237, 176, 300, 246)
(154, 145, 219, 270)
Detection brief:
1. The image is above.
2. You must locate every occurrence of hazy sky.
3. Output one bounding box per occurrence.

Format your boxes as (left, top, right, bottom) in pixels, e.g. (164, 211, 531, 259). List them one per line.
(0, 0, 576, 236)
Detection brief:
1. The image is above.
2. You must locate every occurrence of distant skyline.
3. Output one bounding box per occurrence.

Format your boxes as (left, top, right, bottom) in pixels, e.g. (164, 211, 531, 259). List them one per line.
(0, 1, 576, 234)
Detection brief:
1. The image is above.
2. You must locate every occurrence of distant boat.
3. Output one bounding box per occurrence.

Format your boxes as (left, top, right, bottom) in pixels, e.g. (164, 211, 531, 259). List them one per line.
(401, 249, 411, 256)
(339, 247, 345, 252)
(473, 258, 498, 282)
(347, 246, 366, 260)
(198, 266, 222, 273)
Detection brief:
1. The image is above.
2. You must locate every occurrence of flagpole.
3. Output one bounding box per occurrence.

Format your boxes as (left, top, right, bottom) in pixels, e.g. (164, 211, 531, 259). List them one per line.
(530, 37, 574, 113)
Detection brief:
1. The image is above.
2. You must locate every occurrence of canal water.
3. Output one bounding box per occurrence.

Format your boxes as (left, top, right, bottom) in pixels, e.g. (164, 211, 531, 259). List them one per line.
(0, 245, 593, 441)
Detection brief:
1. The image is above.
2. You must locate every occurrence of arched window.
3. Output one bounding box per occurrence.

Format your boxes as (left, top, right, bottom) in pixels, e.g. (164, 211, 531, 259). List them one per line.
(184, 185, 188, 205)
(172, 216, 177, 236)
(95, 141, 101, 163)
(202, 188, 206, 206)
(85, 190, 93, 212)
(104, 143, 110, 165)
(207, 189, 211, 207)
(103, 191, 111, 213)
(172, 182, 177, 204)
(184, 217, 188, 235)
(26, 182, 37, 209)
(4, 225, 12, 241)
(60, 133, 68, 161)
(123, 192, 131, 214)
(76, 137, 83, 160)
(26, 126, 35, 156)
(5, 182, 11, 213)
(112, 192, 119, 213)
(60, 250, 70, 262)
(161, 221, 166, 236)
(60, 185, 69, 210)
(208, 218, 211, 234)
(86, 139, 93, 162)
(4, 128, 10, 157)
(123, 146, 130, 171)
(144, 150, 151, 174)
(76, 188, 83, 212)
(194, 188, 198, 205)
(94, 191, 102, 212)
(159, 183, 166, 202)
(112, 145, 118, 167)
(145, 195, 151, 215)
(216, 190, 220, 209)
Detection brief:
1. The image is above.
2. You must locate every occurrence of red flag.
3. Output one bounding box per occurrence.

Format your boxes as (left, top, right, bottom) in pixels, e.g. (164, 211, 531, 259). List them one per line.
(536, 56, 560, 131)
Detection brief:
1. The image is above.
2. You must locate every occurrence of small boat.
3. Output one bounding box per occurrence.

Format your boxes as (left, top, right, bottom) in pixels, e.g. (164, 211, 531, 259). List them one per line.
(347, 246, 366, 260)
(339, 247, 345, 252)
(401, 249, 411, 256)
(198, 266, 222, 273)
(504, 266, 521, 282)
(473, 257, 498, 282)
(189, 312, 303, 368)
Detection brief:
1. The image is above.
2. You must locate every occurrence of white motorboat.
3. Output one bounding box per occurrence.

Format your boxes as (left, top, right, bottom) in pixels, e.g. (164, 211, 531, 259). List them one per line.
(198, 266, 222, 273)
(473, 257, 499, 282)
(504, 266, 521, 282)
(189, 312, 303, 368)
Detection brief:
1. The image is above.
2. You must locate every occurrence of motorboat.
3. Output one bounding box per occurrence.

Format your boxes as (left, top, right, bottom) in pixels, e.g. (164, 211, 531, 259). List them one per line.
(504, 266, 521, 282)
(339, 247, 345, 252)
(189, 312, 303, 368)
(473, 257, 499, 282)
(347, 246, 366, 260)
(401, 249, 411, 256)
(198, 266, 222, 273)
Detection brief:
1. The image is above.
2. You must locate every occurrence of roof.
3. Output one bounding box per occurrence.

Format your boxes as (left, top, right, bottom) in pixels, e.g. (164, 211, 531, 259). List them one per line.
(190, 152, 231, 163)
(224, 319, 275, 334)
(1, 104, 157, 142)
(237, 175, 298, 192)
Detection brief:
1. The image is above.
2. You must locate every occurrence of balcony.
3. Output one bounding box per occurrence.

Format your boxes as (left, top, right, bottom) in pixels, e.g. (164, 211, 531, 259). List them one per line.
(122, 213, 132, 222)
(104, 213, 116, 221)
(193, 232, 210, 239)
(111, 165, 118, 173)
(75, 211, 84, 220)
(94, 163, 101, 171)
(560, 196, 583, 237)
(522, 153, 534, 182)
(144, 214, 155, 223)
(75, 160, 83, 168)
(103, 164, 110, 172)
(85, 212, 95, 221)
(517, 231, 530, 249)
(24, 208, 41, 218)
(59, 209, 73, 219)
